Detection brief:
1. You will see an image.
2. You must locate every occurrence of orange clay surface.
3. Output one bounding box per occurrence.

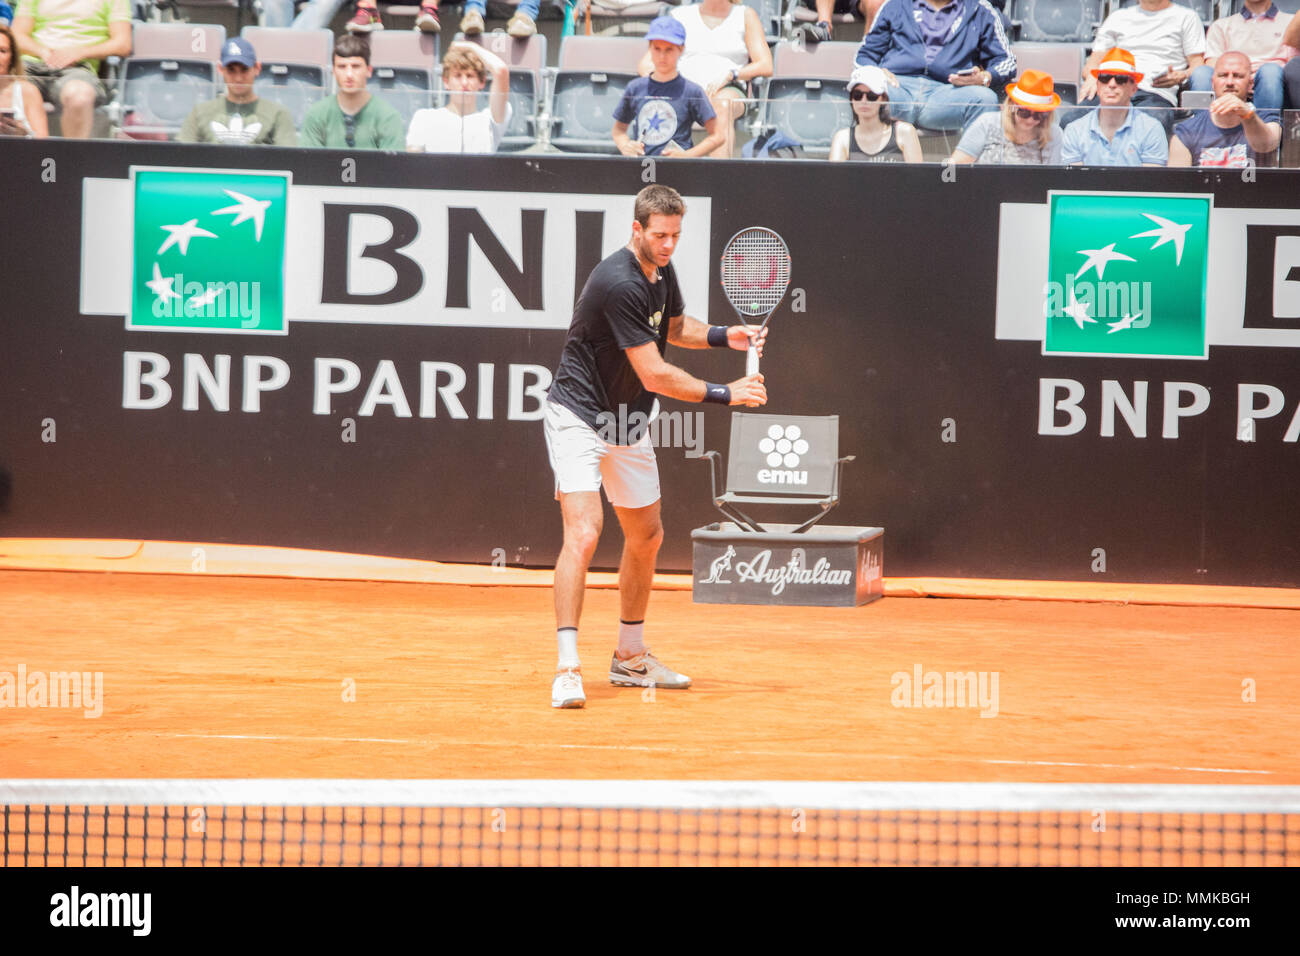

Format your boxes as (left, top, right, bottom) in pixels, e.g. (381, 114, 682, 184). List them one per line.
(2, 568, 1296, 785)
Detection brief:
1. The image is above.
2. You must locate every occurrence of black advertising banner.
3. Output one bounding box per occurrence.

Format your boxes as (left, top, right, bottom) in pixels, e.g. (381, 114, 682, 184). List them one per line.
(2, 140, 1298, 586)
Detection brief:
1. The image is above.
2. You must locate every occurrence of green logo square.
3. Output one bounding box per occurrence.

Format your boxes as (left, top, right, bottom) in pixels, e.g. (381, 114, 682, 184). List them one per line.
(130, 167, 290, 333)
(1044, 191, 1212, 358)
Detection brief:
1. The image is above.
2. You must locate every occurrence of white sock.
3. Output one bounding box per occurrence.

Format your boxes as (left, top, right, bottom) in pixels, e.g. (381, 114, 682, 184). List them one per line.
(617, 620, 645, 659)
(557, 628, 580, 671)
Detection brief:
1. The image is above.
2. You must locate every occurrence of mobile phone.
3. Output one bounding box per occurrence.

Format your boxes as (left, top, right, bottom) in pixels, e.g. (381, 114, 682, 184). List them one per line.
(955, 66, 979, 75)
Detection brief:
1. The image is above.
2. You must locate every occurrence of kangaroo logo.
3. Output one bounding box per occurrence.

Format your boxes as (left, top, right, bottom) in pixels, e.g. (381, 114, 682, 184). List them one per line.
(700, 545, 736, 584)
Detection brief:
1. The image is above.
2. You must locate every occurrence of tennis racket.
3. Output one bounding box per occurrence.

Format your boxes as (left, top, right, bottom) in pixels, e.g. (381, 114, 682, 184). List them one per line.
(719, 227, 791, 376)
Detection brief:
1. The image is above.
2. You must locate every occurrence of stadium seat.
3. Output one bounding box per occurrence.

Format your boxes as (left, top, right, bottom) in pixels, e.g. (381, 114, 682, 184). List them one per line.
(117, 22, 227, 140)
(1011, 41, 1085, 105)
(461, 32, 547, 152)
(758, 39, 857, 159)
(154, 0, 263, 31)
(1009, 0, 1103, 44)
(240, 26, 334, 130)
(547, 34, 647, 154)
(368, 30, 438, 131)
(700, 413, 854, 534)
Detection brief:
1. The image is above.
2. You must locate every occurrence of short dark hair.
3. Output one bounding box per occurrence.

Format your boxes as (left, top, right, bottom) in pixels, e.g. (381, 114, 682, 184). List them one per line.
(334, 34, 371, 65)
(634, 185, 686, 228)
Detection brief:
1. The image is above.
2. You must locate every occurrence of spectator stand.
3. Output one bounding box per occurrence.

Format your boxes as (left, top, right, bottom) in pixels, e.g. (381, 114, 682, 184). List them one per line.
(546, 33, 644, 151)
(241, 25, 334, 128)
(113, 21, 228, 139)
(460, 31, 548, 149)
(783, 0, 862, 43)
(1008, 0, 1102, 43)
(149, 0, 264, 38)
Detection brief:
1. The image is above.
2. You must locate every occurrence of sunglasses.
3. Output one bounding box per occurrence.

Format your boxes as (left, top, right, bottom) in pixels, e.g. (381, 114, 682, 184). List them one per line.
(850, 89, 883, 102)
(1097, 74, 1133, 86)
(1013, 107, 1048, 120)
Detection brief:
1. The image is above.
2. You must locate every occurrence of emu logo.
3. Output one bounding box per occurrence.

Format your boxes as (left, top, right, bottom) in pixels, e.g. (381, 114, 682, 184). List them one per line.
(757, 423, 809, 485)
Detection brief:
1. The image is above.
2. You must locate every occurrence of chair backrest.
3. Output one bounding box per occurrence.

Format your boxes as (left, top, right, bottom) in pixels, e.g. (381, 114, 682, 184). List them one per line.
(771, 38, 859, 81)
(557, 34, 650, 74)
(132, 22, 227, 62)
(241, 27, 333, 130)
(1010, 42, 1086, 104)
(725, 414, 840, 498)
(1011, 0, 1103, 43)
(762, 40, 858, 156)
(550, 36, 647, 153)
(369, 30, 439, 72)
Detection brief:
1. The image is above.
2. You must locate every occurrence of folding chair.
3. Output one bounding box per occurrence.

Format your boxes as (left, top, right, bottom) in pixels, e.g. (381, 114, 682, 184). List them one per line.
(700, 413, 854, 534)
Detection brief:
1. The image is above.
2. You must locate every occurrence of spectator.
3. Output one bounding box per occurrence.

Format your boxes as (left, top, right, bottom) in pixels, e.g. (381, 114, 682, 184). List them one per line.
(1061, 49, 1167, 166)
(178, 38, 297, 146)
(1075, 0, 1205, 133)
(1170, 50, 1281, 166)
(1189, 0, 1297, 114)
(612, 17, 722, 158)
(9, 0, 130, 139)
(800, 0, 876, 44)
(342, 1, 443, 34)
(300, 35, 404, 150)
(407, 40, 510, 154)
(0, 23, 47, 137)
(950, 68, 1061, 164)
(855, 0, 1015, 133)
(828, 64, 921, 161)
(458, 0, 541, 37)
(636, 0, 772, 158)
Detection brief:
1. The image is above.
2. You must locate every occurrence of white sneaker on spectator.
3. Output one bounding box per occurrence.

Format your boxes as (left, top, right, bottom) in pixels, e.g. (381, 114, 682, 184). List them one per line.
(415, 3, 441, 32)
(459, 9, 484, 34)
(506, 11, 536, 37)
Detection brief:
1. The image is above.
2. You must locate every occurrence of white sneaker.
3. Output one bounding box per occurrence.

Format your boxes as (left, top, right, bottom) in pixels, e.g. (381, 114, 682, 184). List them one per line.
(609, 651, 691, 689)
(552, 668, 585, 708)
(459, 9, 484, 34)
(506, 10, 536, 37)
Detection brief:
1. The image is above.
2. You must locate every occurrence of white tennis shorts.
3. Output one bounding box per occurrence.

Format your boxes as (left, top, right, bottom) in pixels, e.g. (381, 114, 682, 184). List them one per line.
(543, 400, 661, 509)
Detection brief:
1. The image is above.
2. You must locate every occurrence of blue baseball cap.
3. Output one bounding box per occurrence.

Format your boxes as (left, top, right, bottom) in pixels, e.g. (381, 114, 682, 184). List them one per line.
(645, 16, 686, 47)
(221, 37, 258, 68)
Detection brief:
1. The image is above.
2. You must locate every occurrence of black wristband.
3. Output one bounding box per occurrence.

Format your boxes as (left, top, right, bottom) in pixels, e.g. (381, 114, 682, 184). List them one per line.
(703, 383, 731, 405)
(706, 325, 728, 348)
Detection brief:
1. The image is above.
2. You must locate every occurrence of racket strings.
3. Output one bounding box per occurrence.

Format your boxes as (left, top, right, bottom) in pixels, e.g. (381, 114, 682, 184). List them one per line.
(721, 230, 791, 317)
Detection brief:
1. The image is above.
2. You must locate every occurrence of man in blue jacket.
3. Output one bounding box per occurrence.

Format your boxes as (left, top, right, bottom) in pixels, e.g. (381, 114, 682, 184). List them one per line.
(855, 0, 1015, 132)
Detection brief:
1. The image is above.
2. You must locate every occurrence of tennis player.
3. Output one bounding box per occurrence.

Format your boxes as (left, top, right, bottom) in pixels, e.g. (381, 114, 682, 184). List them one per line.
(544, 184, 767, 709)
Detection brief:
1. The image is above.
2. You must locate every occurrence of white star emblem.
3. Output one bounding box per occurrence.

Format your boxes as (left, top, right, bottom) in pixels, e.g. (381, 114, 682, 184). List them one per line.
(188, 286, 223, 309)
(145, 263, 180, 302)
(1064, 290, 1095, 330)
(212, 189, 272, 242)
(157, 218, 217, 257)
(1107, 312, 1140, 334)
(1076, 243, 1136, 281)
(1130, 214, 1193, 266)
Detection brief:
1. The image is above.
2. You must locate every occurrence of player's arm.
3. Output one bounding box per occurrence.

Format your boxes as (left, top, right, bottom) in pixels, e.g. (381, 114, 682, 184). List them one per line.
(666, 312, 767, 355)
(623, 340, 766, 407)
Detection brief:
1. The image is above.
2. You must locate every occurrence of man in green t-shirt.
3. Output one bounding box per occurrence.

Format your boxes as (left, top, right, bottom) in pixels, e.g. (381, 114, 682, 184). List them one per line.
(300, 34, 403, 150)
(11, 0, 133, 139)
(178, 36, 297, 146)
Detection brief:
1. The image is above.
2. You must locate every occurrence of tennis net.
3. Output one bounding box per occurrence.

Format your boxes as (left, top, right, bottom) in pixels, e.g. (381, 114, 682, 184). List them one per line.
(3, 780, 1298, 867)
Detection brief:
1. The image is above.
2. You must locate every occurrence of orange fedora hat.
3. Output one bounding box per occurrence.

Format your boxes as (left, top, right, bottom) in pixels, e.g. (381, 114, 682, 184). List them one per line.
(1006, 69, 1061, 111)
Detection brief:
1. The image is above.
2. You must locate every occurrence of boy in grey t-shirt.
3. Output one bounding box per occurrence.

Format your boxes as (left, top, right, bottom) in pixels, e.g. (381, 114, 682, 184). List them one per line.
(179, 37, 297, 146)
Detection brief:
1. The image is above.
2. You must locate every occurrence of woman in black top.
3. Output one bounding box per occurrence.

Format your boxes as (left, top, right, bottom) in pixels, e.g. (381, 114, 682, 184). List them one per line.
(828, 64, 922, 163)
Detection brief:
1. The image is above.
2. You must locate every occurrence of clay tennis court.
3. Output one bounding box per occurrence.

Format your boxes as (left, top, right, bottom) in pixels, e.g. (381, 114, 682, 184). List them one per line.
(3, 542, 1298, 866)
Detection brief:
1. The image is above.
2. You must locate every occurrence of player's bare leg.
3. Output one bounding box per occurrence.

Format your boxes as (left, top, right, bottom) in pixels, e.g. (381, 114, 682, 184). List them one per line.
(552, 490, 602, 708)
(608, 500, 690, 689)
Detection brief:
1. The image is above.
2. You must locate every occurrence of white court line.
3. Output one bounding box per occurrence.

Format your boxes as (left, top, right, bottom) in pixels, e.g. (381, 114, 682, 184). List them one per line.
(162, 733, 1275, 776)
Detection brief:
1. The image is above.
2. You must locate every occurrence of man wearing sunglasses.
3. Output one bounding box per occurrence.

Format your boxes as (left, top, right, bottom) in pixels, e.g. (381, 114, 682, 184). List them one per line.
(1076, 0, 1205, 133)
(301, 35, 404, 151)
(1061, 49, 1168, 166)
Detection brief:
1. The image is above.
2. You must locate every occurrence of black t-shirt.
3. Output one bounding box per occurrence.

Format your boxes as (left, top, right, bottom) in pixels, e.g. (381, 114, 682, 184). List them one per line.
(548, 247, 684, 443)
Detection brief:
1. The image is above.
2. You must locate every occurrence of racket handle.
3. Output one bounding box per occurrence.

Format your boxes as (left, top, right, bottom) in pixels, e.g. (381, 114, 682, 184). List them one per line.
(745, 344, 759, 377)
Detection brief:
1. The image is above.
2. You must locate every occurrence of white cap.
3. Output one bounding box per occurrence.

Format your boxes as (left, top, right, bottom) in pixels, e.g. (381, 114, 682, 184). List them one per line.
(847, 65, 888, 95)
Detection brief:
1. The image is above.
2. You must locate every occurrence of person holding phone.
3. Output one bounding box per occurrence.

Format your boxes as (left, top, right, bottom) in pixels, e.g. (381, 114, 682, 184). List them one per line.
(0, 23, 46, 137)
(854, 0, 1015, 133)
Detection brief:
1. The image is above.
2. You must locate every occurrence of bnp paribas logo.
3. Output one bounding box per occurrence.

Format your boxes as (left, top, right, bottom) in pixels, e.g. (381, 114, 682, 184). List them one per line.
(1044, 191, 1211, 359)
(130, 166, 290, 334)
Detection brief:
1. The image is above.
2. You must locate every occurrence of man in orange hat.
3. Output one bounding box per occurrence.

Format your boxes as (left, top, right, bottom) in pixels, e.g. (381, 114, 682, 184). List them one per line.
(1077, 0, 1205, 132)
(1061, 49, 1169, 165)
